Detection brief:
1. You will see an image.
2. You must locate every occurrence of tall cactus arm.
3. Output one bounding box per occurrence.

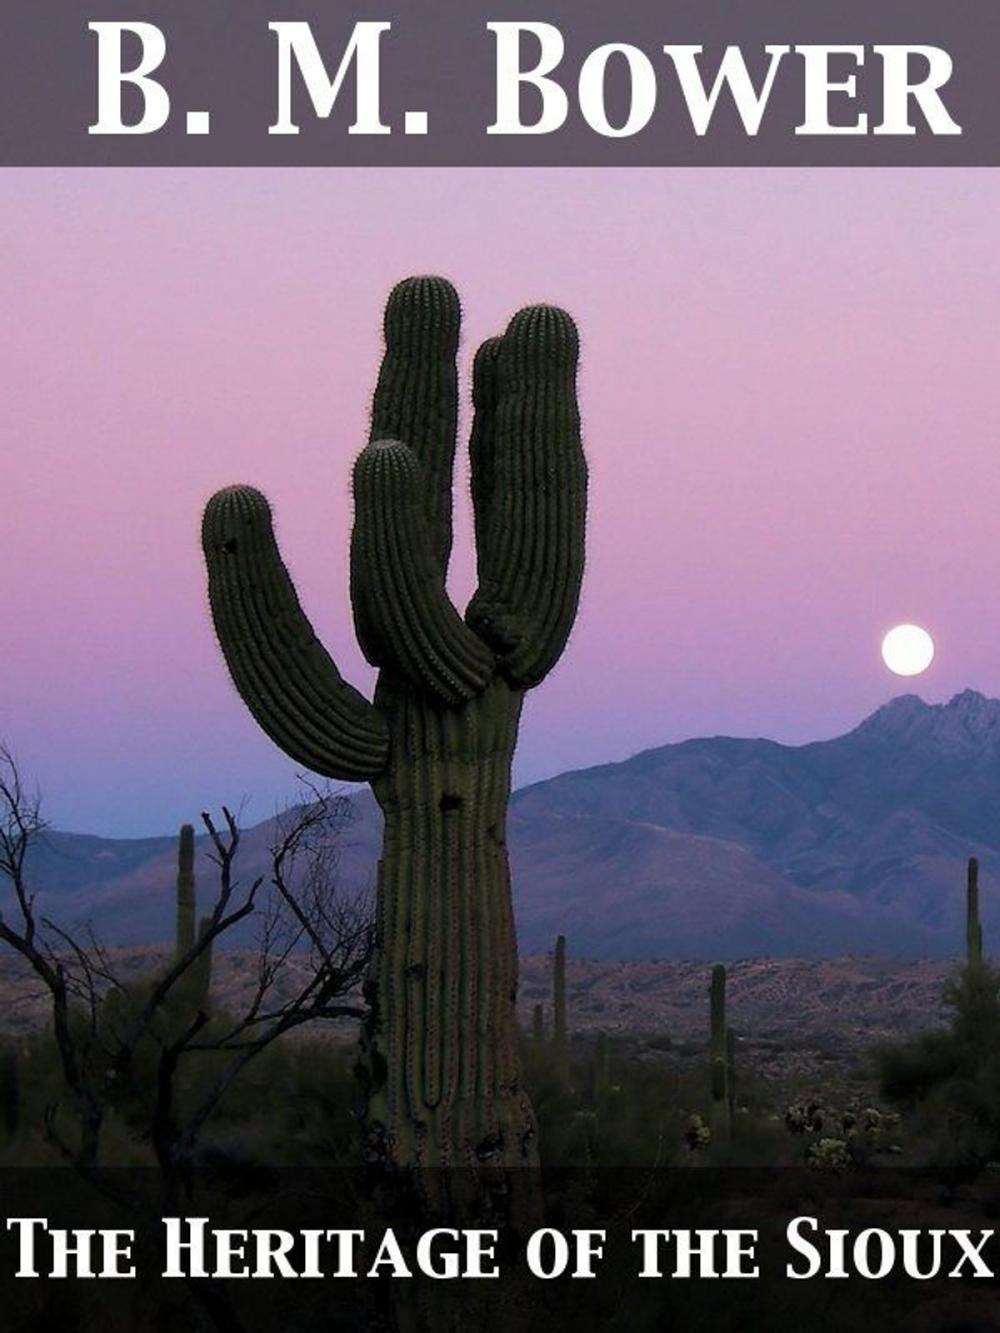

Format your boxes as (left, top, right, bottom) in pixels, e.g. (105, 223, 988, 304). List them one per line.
(202, 485, 389, 780)
(466, 304, 587, 689)
(370, 276, 460, 575)
(469, 336, 503, 599)
(351, 440, 494, 708)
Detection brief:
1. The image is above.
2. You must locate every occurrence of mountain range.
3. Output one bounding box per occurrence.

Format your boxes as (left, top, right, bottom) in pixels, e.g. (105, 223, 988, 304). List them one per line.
(12, 690, 1000, 959)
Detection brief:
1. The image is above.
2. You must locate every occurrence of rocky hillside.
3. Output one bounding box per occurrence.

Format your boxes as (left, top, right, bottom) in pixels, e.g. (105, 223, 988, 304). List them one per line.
(511, 689, 1000, 957)
(0, 952, 951, 1101)
(7, 691, 1000, 959)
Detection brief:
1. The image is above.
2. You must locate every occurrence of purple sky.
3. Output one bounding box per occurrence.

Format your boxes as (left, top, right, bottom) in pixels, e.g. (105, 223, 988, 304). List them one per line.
(4, 168, 1000, 837)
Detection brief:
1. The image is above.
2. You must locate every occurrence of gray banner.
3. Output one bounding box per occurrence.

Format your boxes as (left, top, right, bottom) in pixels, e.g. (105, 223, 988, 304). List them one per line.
(1, 0, 996, 165)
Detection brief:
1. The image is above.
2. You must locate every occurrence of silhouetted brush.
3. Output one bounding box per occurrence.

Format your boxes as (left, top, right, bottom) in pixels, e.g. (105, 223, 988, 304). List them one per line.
(193, 914, 213, 1011)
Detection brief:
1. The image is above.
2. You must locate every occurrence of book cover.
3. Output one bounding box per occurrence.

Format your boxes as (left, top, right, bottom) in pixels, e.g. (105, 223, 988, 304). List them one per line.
(2, 4, 998, 1329)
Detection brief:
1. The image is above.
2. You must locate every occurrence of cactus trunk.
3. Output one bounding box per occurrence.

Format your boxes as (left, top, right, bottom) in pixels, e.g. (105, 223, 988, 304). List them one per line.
(967, 856, 983, 968)
(362, 678, 535, 1167)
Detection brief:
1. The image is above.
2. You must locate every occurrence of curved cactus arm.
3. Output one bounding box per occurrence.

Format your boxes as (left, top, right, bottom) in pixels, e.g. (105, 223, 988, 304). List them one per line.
(466, 304, 588, 689)
(202, 485, 389, 781)
(351, 439, 494, 708)
(370, 276, 460, 574)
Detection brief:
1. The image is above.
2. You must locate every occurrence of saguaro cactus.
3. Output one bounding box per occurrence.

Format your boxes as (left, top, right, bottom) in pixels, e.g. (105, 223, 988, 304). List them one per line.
(553, 934, 570, 1086)
(709, 963, 731, 1141)
(967, 856, 983, 968)
(171, 824, 212, 1010)
(201, 277, 586, 1183)
(175, 823, 196, 961)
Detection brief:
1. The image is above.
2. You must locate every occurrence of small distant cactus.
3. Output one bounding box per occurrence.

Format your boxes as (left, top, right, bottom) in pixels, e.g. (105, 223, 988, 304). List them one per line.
(967, 856, 984, 968)
(553, 934, 570, 1087)
(709, 963, 731, 1141)
(176, 823, 196, 961)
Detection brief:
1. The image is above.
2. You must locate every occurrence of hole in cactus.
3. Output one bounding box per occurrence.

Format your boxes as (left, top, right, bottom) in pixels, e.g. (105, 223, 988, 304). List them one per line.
(439, 793, 462, 814)
(475, 1132, 503, 1160)
(220, 538, 238, 555)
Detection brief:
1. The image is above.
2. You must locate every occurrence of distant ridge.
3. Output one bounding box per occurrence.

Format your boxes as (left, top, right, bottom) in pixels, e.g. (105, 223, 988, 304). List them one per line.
(510, 689, 1000, 955)
(9, 691, 1000, 959)
(851, 688, 1000, 749)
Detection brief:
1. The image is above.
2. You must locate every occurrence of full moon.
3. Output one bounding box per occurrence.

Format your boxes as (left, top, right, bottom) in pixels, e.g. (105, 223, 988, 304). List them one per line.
(881, 624, 935, 677)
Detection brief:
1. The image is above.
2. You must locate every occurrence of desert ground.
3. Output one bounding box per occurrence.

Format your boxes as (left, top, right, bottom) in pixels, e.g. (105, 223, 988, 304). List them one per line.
(0, 951, 954, 1103)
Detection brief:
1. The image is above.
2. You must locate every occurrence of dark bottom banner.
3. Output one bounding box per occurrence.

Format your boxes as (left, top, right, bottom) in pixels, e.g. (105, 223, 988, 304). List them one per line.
(2, 1167, 1000, 1331)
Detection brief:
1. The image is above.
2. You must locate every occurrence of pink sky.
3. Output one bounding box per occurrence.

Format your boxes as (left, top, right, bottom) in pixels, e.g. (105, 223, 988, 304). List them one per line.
(3, 168, 1000, 836)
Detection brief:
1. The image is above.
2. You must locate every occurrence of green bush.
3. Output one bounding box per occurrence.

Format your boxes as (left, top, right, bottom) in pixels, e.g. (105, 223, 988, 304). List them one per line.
(877, 963, 1000, 1168)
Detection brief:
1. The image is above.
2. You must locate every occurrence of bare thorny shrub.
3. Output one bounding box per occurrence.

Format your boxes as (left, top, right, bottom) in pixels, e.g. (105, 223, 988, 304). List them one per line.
(0, 742, 373, 1194)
